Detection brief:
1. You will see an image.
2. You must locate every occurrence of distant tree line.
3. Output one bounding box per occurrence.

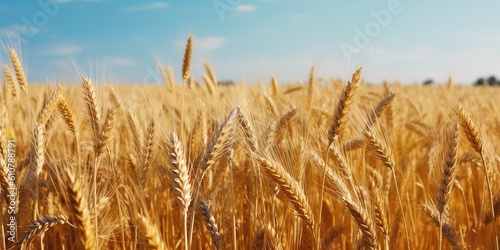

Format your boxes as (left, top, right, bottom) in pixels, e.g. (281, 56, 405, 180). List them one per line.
(475, 76, 500, 86)
(422, 76, 500, 86)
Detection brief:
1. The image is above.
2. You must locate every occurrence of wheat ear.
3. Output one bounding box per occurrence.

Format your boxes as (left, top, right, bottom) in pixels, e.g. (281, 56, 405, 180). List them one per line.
(137, 215, 168, 250)
(329, 67, 362, 144)
(362, 128, 411, 248)
(189, 105, 208, 155)
(262, 93, 279, 118)
(66, 171, 96, 250)
(382, 82, 394, 127)
(264, 108, 297, 150)
(343, 138, 365, 151)
(198, 107, 238, 171)
(256, 156, 315, 231)
(200, 200, 222, 250)
(97, 108, 116, 157)
(456, 105, 482, 153)
(182, 35, 193, 81)
(158, 61, 169, 87)
(166, 65, 176, 92)
(8, 48, 28, 94)
(422, 203, 460, 250)
(190, 108, 238, 245)
(457, 105, 499, 249)
(236, 107, 259, 152)
(139, 119, 155, 187)
(255, 223, 282, 250)
(38, 85, 63, 126)
(437, 123, 459, 214)
(0, 128, 11, 205)
(435, 123, 459, 250)
(271, 76, 279, 98)
(20, 215, 73, 247)
(283, 85, 305, 95)
(364, 92, 396, 130)
(3, 65, 16, 99)
(127, 110, 142, 154)
(57, 97, 76, 133)
(305, 65, 315, 111)
(341, 196, 378, 250)
(368, 169, 389, 248)
(204, 62, 217, 86)
(28, 122, 45, 219)
(483, 192, 500, 224)
(168, 132, 191, 249)
(202, 74, 216, 96)
(82, 77, 101, 140)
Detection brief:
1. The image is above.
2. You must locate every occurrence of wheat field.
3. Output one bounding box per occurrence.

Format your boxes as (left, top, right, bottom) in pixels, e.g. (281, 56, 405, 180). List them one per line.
(1, 38, 500, 250)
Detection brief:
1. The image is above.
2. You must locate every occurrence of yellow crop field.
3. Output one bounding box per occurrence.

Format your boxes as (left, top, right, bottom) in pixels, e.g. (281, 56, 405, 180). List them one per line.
(1, 38, 500, 250)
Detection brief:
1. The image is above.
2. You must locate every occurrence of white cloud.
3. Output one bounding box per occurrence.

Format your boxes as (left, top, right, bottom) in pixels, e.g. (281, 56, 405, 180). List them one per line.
(40, 44, 83, 57)
(197, 36, 227, 51)
(121, 2, 168, 12)
(235, 4, 256, 12)
(104, 56, 135, 66)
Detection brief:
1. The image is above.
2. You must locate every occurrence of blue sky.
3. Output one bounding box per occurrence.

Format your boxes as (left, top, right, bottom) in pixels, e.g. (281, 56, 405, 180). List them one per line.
(1, 0, 500, 85)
